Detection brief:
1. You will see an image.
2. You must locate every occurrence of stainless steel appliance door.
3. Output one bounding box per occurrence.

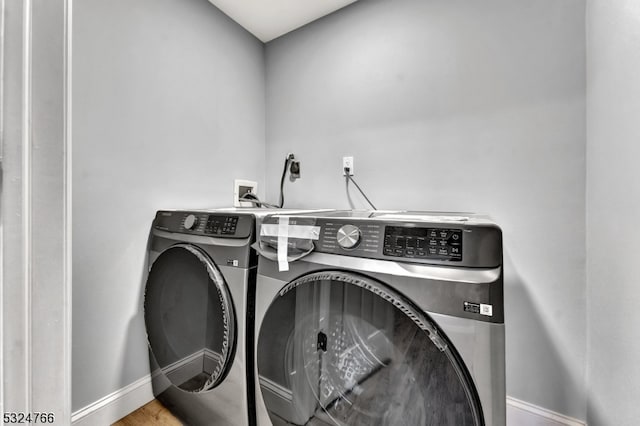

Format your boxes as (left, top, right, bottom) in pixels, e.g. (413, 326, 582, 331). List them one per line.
(144, 244, 236, 393)
(257, 271, 483, 426)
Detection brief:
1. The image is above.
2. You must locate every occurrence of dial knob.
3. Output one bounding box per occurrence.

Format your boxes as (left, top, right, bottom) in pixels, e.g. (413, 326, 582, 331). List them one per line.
(184, 214, 199, 230)
(337, 224, 361, 249)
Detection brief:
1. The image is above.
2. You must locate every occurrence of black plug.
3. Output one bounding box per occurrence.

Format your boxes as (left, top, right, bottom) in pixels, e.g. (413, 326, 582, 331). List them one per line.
(289, 160, 301, 181)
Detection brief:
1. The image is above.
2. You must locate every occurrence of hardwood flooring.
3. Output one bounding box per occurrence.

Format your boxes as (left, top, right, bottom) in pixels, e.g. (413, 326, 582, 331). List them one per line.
(112, 399, 182, 426)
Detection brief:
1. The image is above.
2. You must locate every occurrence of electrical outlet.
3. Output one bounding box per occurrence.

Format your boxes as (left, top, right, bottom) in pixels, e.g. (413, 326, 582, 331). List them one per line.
(343, 156, 354, 176)
(234, 179, 258, 207)
(289, 159, 301, 181)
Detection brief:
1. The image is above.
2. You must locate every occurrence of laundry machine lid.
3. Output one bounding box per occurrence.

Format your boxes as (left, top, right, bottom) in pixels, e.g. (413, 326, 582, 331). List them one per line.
(257, 271, 484, 425)
(144, 244, 236, 393)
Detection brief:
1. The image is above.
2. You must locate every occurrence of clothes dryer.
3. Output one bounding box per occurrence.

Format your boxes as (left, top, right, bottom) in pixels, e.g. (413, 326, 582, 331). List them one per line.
(253, 210, 505, 426)
(144, 208, 329, 425)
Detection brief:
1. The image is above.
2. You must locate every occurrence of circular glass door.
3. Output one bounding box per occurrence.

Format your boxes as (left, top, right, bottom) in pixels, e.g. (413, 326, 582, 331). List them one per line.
(257, 271, 483, 426)
(144, 244, 236, 393)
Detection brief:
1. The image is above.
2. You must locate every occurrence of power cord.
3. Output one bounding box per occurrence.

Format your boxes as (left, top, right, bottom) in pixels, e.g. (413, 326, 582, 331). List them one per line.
(344, 167, 377, 210)
(238, 193, 280, 208)
(236, 153, 299, 208)
(279, 153, 296, 208)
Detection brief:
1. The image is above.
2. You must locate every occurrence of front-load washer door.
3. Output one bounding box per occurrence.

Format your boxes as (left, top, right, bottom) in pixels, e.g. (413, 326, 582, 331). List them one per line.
(257, 271, 483, 426)
(144, 244, 236, 393)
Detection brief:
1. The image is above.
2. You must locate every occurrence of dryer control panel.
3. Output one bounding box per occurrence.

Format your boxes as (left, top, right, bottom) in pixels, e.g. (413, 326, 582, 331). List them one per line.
(153, 211, 253, 239)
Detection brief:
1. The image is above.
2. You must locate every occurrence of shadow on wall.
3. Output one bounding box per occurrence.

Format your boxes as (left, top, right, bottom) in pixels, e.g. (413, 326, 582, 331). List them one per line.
(586, 383, 605, 426)
(119, 228, 153, 392)
(503, 250, 584, 420)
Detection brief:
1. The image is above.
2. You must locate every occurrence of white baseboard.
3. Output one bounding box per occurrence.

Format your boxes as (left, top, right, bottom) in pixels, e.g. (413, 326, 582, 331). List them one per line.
(507, 396, 586, 426)
(72, 380, 586, 426)
(71, 350, 225, 425)
(71, 375, 154, 426)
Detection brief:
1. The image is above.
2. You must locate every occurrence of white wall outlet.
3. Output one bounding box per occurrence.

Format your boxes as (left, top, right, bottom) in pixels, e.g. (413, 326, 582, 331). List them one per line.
(234, 179, 258, 207)
(343, 156, 354, 176)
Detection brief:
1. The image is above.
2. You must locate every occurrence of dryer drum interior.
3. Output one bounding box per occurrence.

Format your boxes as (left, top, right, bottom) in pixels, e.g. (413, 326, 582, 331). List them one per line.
(257, 271, 483, 426)
(144, 244, 237, 393)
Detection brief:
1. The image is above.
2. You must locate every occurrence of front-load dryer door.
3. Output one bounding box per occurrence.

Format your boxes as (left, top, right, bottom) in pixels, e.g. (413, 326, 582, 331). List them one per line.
(144, 244, 236, 393)
(257, 271, 483, 426)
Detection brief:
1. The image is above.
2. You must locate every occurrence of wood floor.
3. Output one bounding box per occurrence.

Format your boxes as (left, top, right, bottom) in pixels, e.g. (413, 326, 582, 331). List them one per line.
(112, 399, 182, 426)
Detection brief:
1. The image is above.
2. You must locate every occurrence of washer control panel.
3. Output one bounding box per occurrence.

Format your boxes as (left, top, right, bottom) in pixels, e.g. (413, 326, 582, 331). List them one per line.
(310, 215, 497, 266)
(153, 211, 252, 239)
(258, 210, 501, 267)
(336, 224, 362, 249)
(320, 221, 383, 255)
(383, 227, 462, 261)
(259, 212, 501, 267)
(318, 221, 463, 263)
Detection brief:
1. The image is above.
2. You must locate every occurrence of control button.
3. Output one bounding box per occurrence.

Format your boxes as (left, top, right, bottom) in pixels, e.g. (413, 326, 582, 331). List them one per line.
(184, 214, 199, 230)
(448, 232, 462, 246)
(438, 248, 449, 256)
(417, 251, 426, 257)
(450, 246, 461, 255)
(405, 249, 415, 256)
(337, 224, 362, 249)
(428, 230, 438, 238)
(384, 249, 397, 257)
(428, 247, 438, 255)
(439, 240, 448, 246)
(429, 239, 438, 246)
(406, 238, 416, 249)
(394, 249, 404, 255)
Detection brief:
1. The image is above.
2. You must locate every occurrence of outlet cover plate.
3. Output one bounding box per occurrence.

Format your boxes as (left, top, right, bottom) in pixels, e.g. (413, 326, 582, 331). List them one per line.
(343, 156, 354, 176)
(234, 179, 258, 207)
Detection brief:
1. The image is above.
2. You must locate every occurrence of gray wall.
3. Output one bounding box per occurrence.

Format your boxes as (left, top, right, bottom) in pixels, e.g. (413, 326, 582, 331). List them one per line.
(72, 0, 265, 411)
(265, 0, 587, 420)
(586, 1, 640, 424)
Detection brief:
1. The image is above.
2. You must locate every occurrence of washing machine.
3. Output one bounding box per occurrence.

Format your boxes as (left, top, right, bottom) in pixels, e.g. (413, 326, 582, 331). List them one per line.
(144, 208, 329, 425)
(253, 210, 505, 426)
